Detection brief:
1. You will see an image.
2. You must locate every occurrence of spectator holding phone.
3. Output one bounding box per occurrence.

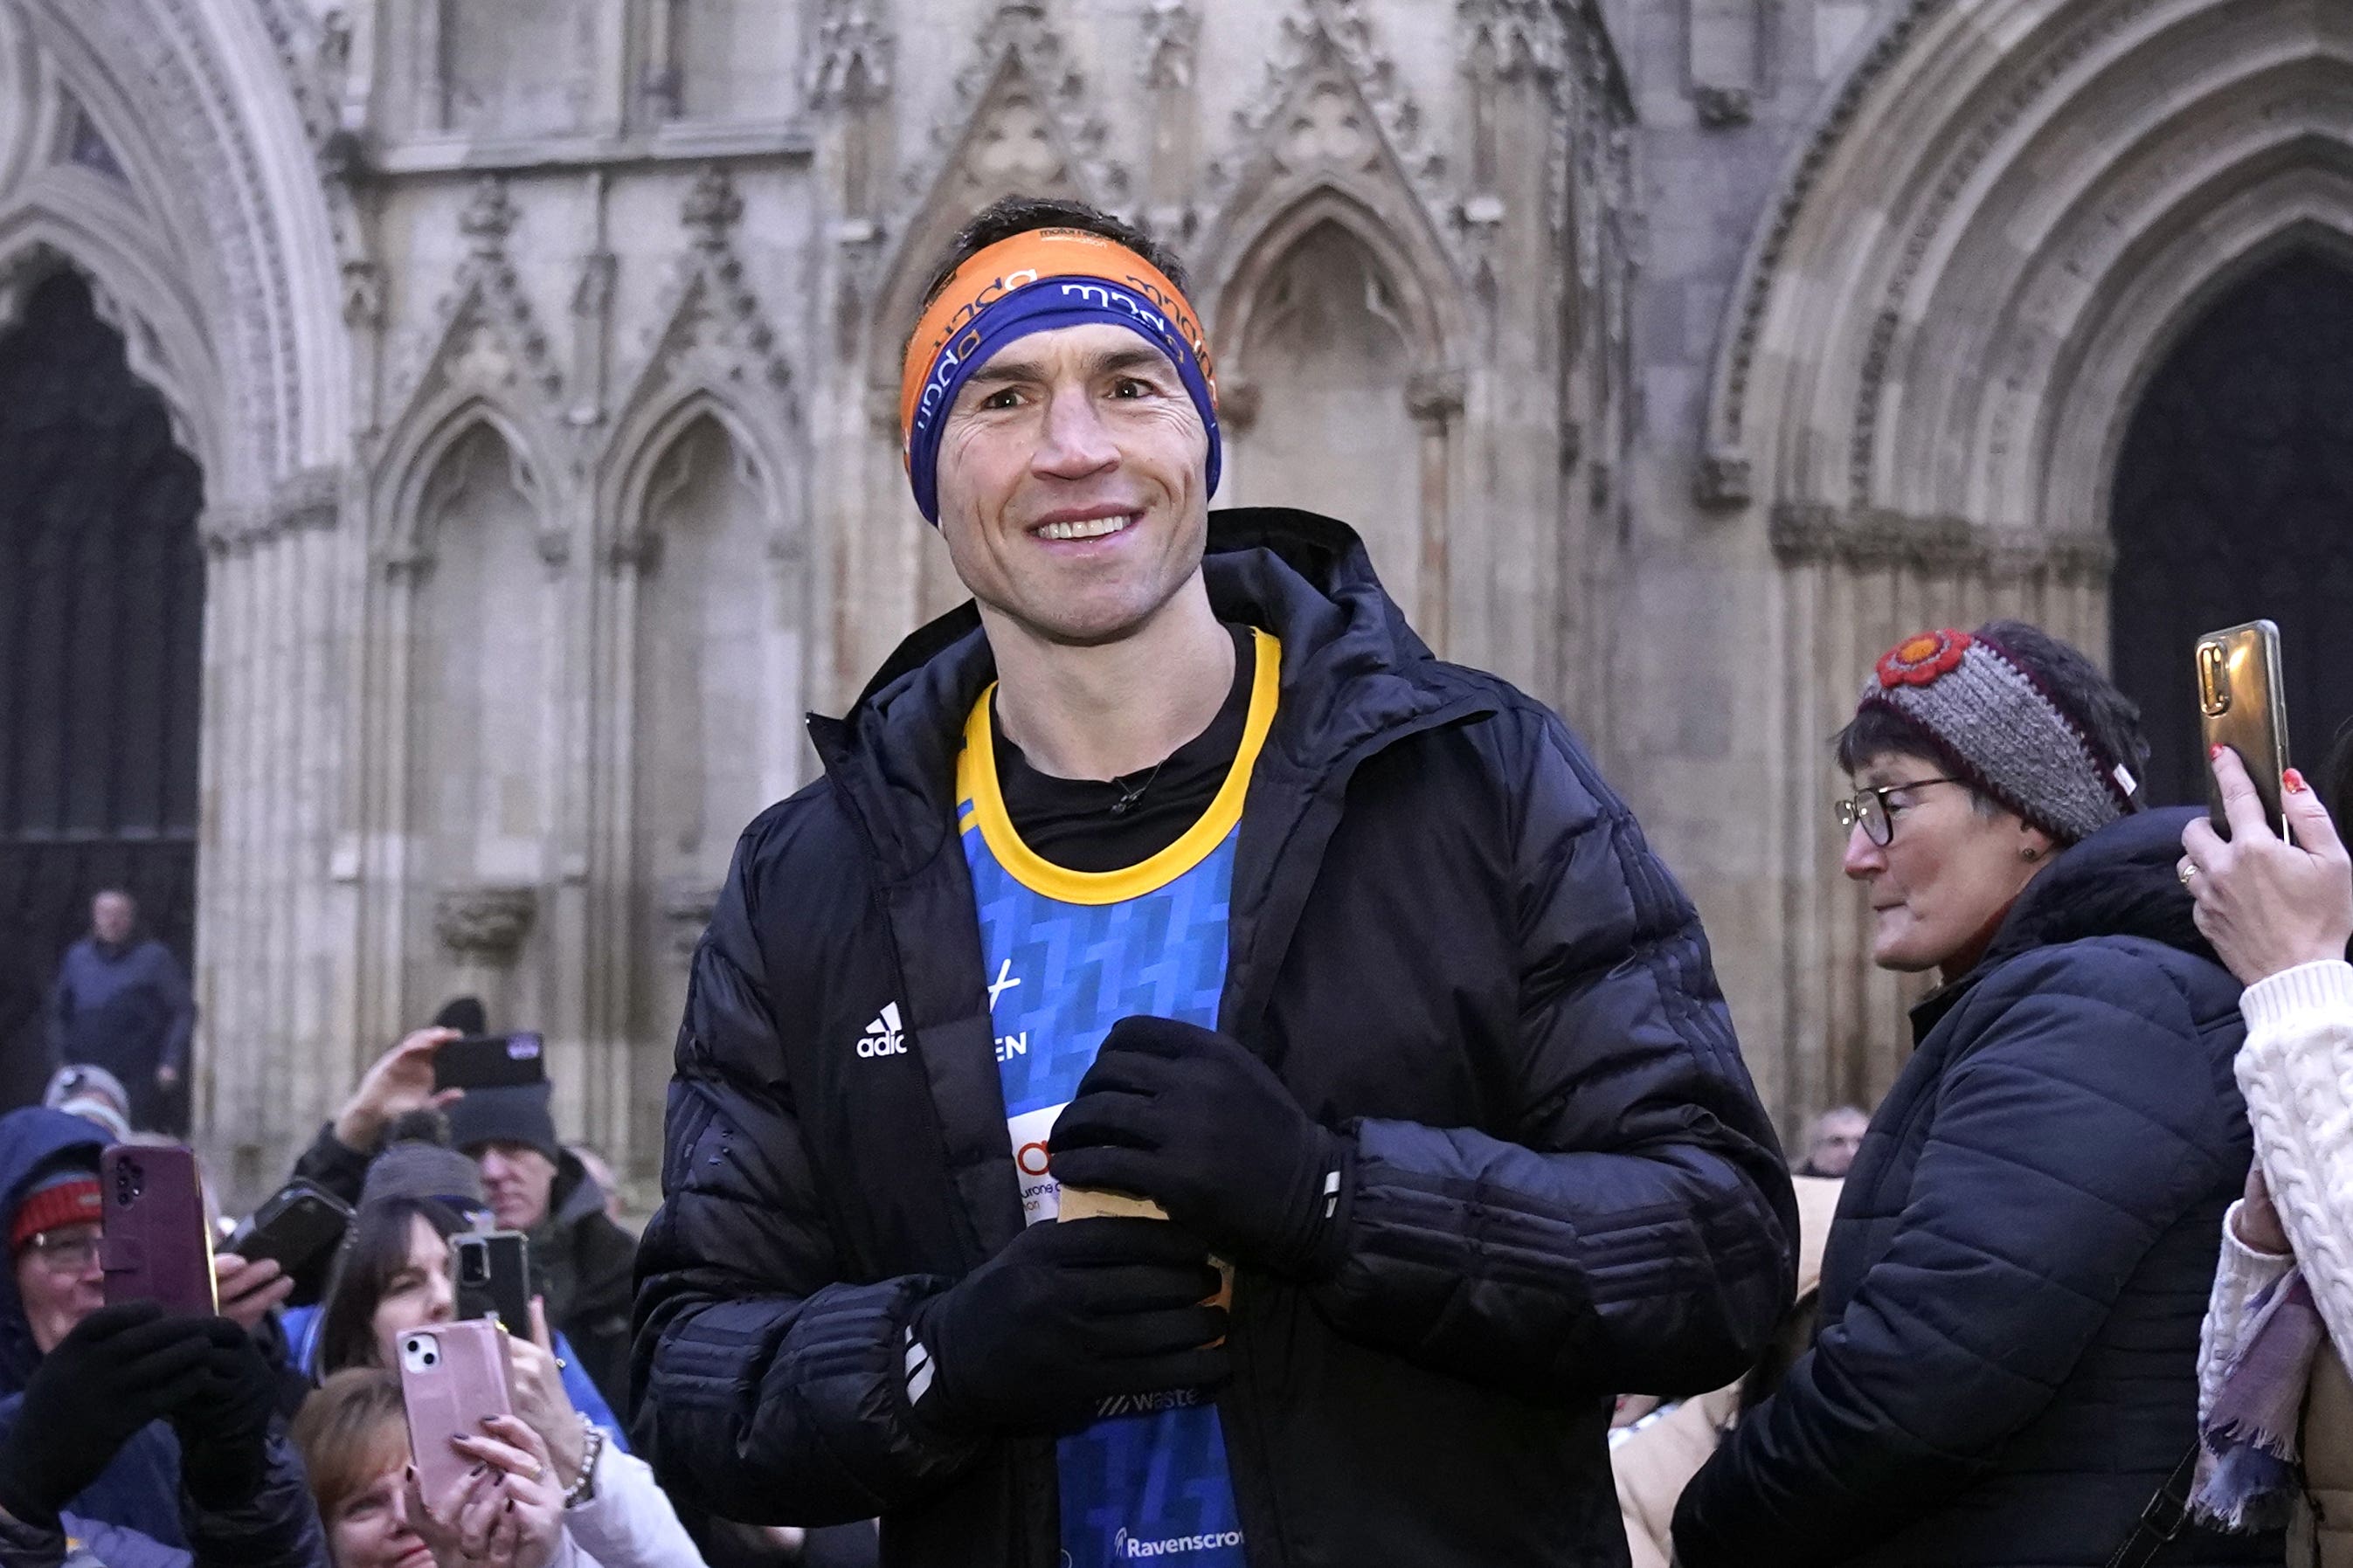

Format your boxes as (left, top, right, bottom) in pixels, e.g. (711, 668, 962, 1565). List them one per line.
(439, 1083, 635, 1416)
(296, 1368, 564, 1568)
(1675, 623, 2274, 1566)
(0, 1108, 322, 1564)
(2192, 735, 2353, 1557)
(309, 1197, 699, 1567)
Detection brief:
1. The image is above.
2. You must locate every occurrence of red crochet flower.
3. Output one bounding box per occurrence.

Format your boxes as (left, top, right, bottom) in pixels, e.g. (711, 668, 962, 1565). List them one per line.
(1876, 628, 1973, 689)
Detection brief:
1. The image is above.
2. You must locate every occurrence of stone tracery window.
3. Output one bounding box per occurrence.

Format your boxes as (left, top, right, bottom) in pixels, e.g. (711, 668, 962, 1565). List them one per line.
(1224, 220, 1425, 619)
(405, 423, 552, 1010)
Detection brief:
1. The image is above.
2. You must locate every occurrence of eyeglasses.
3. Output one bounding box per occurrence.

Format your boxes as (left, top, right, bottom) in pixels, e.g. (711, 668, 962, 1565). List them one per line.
(1833, 777, 1968, 847)
(21, 1228, 101, 1273)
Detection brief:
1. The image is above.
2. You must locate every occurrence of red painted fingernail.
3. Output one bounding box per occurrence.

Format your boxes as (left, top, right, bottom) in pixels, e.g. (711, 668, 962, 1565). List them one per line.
(2211, 744, 2225, 760)
(2286, 769, 2310, 794)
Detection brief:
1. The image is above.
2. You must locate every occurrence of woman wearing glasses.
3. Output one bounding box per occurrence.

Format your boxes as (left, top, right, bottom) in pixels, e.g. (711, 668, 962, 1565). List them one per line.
(1676, 623, 2276, 1568)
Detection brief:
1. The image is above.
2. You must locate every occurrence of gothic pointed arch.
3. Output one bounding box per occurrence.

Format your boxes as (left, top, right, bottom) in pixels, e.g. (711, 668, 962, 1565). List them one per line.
(1700, 0, 2353, 543)
(0, 224, 213, 482)
(601, 168, 800, 563)
(863, 0, 1127, 399)
(375, 179, 568, 570)
(1704, 0, 2353, 1129)
(1197, 0, 1461, 299)
(1206, 181, 1464, 639)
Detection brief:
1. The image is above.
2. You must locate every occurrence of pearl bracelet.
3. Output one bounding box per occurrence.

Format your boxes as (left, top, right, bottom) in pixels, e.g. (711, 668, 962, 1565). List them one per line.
(563, 1416, 604, 1509)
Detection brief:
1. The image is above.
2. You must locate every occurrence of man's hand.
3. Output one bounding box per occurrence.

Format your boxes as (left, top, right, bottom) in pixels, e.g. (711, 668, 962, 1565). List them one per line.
(1050, 1016, 1348, 1281)
(213, 1254, 294, 1334)
(0, 1303, 214, 1528)
(907, 1218, 1228, 1438)
(2182, 748, 2353, 986)
(332, 1026, 462, 1151)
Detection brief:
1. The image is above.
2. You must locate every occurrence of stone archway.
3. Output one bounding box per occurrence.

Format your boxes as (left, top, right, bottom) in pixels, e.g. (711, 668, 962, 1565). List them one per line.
(1696, 0, 2353, 1129)
(0, 267, 204, 1112)
(2111, 248, 2353, 806)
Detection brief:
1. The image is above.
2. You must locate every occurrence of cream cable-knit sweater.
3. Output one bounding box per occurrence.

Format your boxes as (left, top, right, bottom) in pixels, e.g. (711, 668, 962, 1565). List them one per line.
(2198, 959, 2353, 1420)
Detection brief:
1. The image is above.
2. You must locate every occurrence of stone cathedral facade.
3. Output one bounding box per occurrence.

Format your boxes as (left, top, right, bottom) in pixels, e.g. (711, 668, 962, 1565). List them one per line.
(0, 0, 2344, 1205)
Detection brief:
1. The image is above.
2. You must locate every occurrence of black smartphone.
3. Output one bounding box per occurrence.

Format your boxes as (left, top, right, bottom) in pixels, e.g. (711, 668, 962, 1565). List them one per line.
(452, 1230, 532, 1337)
(432, 1033, 546, 1092)
(227, 1178, 353, 1276)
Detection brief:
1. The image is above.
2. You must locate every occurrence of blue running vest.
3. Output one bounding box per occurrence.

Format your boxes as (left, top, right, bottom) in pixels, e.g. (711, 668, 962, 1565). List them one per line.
(955, 628, 1280, 1568)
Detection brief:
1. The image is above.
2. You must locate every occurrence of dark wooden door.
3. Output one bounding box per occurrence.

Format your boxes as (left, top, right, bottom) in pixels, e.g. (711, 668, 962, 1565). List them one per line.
(2111, 250, 2353, 810)
(0, 270, 205, 1109)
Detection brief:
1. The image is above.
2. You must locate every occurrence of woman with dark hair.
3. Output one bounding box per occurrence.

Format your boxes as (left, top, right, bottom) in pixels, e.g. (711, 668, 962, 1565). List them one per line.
(1676, 621, 2277, 1567)
(312, 1200, 704, 1568)
(2190, 729, 2353, 1561)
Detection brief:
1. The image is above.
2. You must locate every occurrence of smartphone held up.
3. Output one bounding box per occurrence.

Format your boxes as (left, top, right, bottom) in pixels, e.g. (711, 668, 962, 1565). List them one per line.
(98, 1144, 218, 1317)
(2196, 618, 2291, 840)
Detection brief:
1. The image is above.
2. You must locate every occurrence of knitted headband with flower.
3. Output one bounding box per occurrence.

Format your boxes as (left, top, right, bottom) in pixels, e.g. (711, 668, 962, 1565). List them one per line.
(1859, 626, 2140, 844)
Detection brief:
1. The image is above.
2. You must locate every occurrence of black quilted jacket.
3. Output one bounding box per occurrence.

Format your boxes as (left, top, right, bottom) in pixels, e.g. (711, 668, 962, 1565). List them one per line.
(631, 509, 1797, 1568)
(1677, 808, 2286, 1567)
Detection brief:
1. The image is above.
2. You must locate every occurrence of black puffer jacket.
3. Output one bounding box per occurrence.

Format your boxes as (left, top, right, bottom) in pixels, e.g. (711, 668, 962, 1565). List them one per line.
(633, 511, 1797, 1567)
(1676, 808, 2284, 1567)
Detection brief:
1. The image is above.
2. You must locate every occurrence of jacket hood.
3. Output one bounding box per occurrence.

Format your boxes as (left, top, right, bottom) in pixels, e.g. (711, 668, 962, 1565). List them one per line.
(1976, 807, 2218, 972)
(0, 1108, 110, 1395)
(812, 508, 1483, 879)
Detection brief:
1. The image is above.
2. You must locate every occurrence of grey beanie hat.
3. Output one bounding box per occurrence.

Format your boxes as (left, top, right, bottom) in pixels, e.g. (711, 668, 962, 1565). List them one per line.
(443, 1082, 562, 1165)
(362, 1136, 488, 1211)
(1860, 625, 2138, 844)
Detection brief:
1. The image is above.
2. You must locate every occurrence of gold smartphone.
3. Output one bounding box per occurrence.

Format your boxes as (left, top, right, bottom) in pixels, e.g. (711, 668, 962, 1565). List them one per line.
(2195, 619, 2290, 839)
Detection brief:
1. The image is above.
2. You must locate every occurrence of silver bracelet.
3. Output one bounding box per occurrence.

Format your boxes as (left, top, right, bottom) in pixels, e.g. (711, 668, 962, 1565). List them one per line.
(562, 1416, 604, 1509)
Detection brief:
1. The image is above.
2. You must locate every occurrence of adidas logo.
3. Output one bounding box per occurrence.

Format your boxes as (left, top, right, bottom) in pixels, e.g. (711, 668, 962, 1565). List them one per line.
(855, 1003, 907, 1059)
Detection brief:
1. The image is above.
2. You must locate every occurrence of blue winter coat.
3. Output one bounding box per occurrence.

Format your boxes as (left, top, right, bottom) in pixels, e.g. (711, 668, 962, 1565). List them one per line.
(1675, 808, 2285, 1566)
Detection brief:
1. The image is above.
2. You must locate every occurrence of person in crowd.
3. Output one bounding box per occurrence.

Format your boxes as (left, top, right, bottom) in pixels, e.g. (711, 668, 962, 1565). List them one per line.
(289, 1026, 465, 1217)
(1675, 622, 2277, 1567)
(0, 1302, 324, 1568)
(294, 1357, 703, 1568)
(1615, 1171, 1844, 1568)
(441, 1084, 634, 1415)
(0, 1107, 320, 1562)
(42, 1065, 132, 1144)
(1792, 1103, 1867, 1178)
(44, 893, 193, 1136)
(287, 1015, 634, 1409)
(634, 195, 1796, 1566)
(2191, 735, 2353, 1558)
(307, 1185, 626, 1446)
(294, 1368, 564, 1568)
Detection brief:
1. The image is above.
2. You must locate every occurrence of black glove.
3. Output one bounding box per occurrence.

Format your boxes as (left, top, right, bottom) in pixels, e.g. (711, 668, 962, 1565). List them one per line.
(1049, 1016, 1349, 1281)
(907, 1217, 1228, 1438)
(169, 1318, 279, 1510)
(0, 1302, 213, 1528)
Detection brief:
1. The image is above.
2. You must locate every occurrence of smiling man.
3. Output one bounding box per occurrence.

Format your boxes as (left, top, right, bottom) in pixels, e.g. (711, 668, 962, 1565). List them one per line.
(633, 197, 1796, 1568)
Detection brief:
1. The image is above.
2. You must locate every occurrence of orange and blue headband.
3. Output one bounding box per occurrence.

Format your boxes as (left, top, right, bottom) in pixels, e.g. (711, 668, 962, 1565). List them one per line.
(898, 228, 1221, 524)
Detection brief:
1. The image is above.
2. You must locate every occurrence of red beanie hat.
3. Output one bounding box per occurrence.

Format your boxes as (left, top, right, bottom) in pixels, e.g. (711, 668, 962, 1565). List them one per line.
(11, 1166, 102, 1253)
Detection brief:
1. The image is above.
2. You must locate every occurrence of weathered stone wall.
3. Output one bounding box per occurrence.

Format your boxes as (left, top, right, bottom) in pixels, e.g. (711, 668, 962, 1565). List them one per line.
(8, 0, 2347, 1205)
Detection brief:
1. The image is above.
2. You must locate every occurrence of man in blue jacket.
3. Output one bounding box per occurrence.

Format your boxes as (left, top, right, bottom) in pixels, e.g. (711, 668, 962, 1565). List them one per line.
(45, 894, 194, 1136)
(634, 197, 1796, 1567)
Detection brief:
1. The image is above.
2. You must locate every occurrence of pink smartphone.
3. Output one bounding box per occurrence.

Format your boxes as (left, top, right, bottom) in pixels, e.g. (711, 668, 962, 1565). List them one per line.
(398, 1319, 514, 1505)
(100, 1145, 218, 1316)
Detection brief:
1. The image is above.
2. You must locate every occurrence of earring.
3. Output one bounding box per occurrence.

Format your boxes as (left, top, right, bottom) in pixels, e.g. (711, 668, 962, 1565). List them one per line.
(2019, 846, 2041, 863)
